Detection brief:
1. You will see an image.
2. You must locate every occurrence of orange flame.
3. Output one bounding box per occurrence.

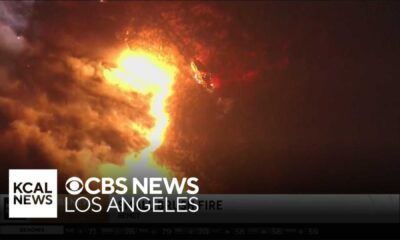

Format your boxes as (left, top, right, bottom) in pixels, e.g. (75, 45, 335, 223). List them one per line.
(99, 48, 177, 178)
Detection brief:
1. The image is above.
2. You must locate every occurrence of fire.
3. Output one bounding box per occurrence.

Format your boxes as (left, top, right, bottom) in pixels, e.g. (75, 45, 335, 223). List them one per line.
(99, 48, 177, 178)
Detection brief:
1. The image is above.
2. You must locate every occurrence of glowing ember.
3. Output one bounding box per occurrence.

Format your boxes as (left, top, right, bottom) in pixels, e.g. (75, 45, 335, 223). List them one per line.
(99, 48, 177, 178)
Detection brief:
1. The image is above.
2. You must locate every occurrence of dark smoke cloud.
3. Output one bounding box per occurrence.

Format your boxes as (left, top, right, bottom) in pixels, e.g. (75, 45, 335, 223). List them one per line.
(0, 2, 154, 186)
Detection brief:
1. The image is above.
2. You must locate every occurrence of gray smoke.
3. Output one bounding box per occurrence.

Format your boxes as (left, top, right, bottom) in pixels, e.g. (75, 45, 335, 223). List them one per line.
(0, 1, 34, 54)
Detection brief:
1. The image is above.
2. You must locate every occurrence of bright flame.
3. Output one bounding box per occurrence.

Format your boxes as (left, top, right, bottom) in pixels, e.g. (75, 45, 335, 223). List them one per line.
(99, 49, 177, 178)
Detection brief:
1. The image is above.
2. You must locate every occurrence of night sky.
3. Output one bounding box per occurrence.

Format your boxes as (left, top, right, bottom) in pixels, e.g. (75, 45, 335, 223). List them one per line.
(0, 1, 399, 193)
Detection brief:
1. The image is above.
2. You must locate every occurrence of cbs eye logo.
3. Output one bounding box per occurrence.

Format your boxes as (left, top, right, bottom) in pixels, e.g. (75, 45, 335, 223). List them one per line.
(64, 177, 128, 195)
(65, 177, 84, 195)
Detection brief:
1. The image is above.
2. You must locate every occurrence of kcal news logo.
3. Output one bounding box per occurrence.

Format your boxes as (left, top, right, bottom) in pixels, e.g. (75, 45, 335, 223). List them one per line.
(9, 169, 57, 218)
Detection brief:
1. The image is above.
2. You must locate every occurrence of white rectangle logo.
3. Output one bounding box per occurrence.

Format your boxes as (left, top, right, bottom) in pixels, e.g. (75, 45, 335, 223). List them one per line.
(9, 169, 57, 218)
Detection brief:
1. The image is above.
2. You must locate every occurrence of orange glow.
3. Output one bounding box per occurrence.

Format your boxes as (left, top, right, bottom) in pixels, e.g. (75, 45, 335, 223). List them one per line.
(99, 48, 177, 178)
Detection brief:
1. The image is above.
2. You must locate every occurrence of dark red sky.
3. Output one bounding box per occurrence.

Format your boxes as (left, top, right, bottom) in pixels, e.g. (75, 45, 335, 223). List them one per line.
(0, 1, 399, 193)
